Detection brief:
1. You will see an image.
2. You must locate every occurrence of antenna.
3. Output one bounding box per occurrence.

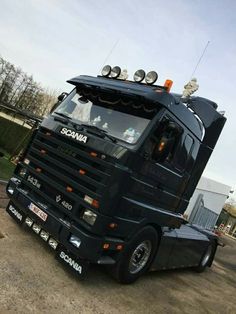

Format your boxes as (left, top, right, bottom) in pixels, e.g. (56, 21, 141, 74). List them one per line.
(190, 41, 210, 79)
(100, 39, 120, 71)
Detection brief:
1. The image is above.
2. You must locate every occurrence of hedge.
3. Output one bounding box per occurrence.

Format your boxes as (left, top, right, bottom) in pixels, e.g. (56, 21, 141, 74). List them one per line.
(0, 117, 33, 155)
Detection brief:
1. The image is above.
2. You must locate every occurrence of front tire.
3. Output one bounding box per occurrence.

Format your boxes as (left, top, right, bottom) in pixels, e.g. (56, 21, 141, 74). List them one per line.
(111, 226, 158, 284)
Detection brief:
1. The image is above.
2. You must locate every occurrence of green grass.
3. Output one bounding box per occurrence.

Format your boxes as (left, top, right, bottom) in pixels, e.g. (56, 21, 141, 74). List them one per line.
(0, 150, 16, 181)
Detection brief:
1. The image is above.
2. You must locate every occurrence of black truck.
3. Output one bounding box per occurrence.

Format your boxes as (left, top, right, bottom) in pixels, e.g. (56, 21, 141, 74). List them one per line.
(6, 66, 226, 283)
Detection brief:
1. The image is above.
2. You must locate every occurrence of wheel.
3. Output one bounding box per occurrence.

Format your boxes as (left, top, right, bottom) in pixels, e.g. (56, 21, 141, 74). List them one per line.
(111, 226, 158, 284)
(195, 243, 214, 273)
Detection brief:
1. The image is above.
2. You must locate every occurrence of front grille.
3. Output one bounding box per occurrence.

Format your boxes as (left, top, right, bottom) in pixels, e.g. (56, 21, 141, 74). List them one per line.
(18, 127, 112, 222)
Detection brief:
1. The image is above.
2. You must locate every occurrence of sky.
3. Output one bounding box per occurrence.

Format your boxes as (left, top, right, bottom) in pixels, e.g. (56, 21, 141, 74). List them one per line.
(0, 0, 236, 188)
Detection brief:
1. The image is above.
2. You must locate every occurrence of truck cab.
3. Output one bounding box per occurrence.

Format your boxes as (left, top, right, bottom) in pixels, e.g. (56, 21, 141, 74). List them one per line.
(6, 66, 226, 283)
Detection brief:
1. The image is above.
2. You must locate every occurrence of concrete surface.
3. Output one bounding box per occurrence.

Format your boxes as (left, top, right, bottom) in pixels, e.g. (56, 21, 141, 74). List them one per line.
(0, 185, 235, 314)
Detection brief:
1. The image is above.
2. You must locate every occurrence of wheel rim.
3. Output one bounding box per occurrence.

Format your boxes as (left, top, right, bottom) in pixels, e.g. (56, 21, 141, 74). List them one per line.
(201, 245, 212, 267)
(128, 240, 152, 274)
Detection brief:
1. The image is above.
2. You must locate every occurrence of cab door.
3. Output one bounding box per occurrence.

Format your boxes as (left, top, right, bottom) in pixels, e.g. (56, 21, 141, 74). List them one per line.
(137, 114, 195, 213)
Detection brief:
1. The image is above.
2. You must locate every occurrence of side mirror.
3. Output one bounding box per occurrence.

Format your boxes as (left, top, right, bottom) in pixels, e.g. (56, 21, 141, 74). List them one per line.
(58, 92, 68, 102)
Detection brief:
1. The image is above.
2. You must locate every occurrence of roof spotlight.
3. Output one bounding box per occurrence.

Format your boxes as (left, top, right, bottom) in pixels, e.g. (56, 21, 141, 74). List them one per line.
(101, 65, 111, 77)
(110, 66, 121, 78)
(133, 69, 146, 83)
(145, 71, 158, 85)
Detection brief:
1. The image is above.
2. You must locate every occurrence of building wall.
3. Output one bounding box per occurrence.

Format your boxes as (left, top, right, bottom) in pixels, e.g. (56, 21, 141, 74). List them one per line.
(184, 176, 231, 229)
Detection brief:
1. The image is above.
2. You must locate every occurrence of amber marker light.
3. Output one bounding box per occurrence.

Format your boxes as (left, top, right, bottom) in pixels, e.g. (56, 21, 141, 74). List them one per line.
(103, 243, 110, 250)
(164, 79, 173, 92)
(116, 244, 123, 251)
(109, 223, 118, 229)
(66, 186, 73, 193)
(158, 141, 165, 152)
(45, 132, 51, 136)
(92, 199, 99, 209)
(40, 149, 46, 154)
(90, 151, 97, 157)
(79, 169, 86, 175)
(36, 167, 42, 173)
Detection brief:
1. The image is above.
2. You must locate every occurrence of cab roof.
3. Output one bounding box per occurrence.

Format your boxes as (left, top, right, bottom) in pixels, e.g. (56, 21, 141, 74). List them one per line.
(68, 75, 226, 148)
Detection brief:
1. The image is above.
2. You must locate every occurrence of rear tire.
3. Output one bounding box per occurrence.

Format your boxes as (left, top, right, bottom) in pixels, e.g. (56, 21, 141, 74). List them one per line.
(195, 243, 214, 273)
(111, 226, 158, 284)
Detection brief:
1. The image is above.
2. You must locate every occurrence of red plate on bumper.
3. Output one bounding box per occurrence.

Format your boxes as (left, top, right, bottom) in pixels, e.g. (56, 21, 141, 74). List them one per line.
(29, 203, 48, 222)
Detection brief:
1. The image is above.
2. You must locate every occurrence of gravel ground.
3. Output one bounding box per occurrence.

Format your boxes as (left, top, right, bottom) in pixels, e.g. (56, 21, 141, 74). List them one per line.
(0, 184, 235, 314)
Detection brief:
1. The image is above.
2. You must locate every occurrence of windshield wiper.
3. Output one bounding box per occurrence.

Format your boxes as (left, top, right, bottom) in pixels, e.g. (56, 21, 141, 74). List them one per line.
(53, 112, 72, 120)
(80, 124, 117, 143)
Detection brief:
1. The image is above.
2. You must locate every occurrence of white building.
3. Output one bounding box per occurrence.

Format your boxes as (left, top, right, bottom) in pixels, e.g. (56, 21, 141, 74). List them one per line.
(184, 176, 231, 230)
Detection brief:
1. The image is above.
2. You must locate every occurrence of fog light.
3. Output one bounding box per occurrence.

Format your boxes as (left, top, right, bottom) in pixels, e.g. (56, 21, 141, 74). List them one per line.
(101, 65, 111, 77)
(32, 223, 41, 234)
(133, 69, 145, 83)
(82, 209, 97, 226)
(40, 230, 49, 241)
(145, 71, 158, 85)
(48, 238, 58, 250)
(110, 66, 121, 78)
(69, 235, 81, 248)
(7, 186, 14, 195)
(25, 217, 33, 227)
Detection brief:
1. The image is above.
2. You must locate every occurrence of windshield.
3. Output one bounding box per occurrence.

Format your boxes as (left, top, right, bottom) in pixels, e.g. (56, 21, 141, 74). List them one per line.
(54, 89, 151, 144)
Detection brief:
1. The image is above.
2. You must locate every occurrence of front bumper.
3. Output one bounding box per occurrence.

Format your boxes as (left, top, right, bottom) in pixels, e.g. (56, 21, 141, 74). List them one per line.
(5, 189, 112, 265)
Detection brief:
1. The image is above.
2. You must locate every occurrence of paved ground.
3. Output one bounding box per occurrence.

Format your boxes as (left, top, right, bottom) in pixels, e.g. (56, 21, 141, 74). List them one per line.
(0, 184, 235, 314)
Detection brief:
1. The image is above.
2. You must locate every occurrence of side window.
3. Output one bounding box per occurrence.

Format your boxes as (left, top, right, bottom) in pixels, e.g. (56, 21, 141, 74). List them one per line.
(146, 117, 182, 164)
(173, 135, 194, 171)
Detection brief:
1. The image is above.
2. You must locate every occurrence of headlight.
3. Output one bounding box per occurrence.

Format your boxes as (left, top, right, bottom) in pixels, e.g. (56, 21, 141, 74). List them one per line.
(145, 71, 158, 85)
(110, 66, 121, 78)
(101, 65, 111, 77)
(7, 186, 14, 195)
(82, 209, 97, 225)
(133, 69, 145, 83)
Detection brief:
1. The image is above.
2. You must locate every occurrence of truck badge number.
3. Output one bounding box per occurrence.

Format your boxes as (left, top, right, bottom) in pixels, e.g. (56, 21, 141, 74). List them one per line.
(60, 127, 88, 143)
(56, 194, 72, 211)
(27, 175, 41, 189)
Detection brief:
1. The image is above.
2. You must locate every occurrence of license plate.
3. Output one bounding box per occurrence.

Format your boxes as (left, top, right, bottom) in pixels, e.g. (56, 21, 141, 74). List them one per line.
(29, 203, 48, 222)
(6, 202, 25, 224)
(56, 246, 89, 277)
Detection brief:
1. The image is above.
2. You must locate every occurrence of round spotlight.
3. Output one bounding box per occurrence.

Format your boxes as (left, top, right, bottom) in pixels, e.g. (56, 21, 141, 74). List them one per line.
(133, 69, 146, 83)
(145, 71, 158, 85)
(101, 65, 111, 77)
(110, 66, 121, 78)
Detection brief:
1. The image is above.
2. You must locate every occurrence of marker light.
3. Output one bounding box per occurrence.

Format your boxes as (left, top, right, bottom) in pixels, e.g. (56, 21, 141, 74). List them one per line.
(110, 66, 121, 78)
(32, 224, 41, 234)
(164, 79, 173, 92)
(48, 238, 58, 250)
(101, 65, 111, 77)
(145, 71, 158, 85)
(25, 217, 33, 227)
(40, 230, 50, 241)
(133, 69, 145, 83)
